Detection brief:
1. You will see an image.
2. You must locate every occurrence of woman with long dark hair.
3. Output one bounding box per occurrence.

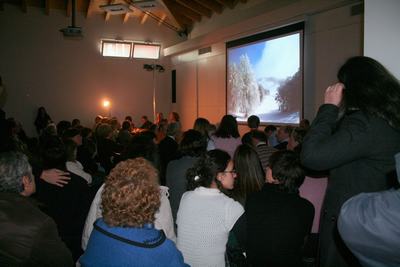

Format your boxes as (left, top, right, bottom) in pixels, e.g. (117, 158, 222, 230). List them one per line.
(301, 56, 400, 267)
(211, 115, 241, 157)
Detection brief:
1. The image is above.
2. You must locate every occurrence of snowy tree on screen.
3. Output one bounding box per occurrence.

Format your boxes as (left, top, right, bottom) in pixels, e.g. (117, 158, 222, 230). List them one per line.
(275, 70, 301, 112)
(229, 54, 260, 117)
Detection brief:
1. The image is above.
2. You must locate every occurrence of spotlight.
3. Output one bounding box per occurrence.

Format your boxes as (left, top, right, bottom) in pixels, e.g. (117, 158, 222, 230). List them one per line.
(103, 100, 110, 108)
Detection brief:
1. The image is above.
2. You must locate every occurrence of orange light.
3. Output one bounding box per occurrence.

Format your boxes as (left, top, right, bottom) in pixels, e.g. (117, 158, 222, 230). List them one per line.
(102, 100, 110, 108)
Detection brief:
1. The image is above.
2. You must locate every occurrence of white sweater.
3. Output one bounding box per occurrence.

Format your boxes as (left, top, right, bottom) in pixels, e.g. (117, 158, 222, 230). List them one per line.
(177, 187, 244, 267)
(81, 185, 176, 250)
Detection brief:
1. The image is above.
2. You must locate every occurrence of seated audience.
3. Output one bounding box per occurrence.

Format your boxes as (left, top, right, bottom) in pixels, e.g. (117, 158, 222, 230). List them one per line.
(193, 117, 215, 150)
(251, 130, 277, 171)
(65, 139, 92, 184)
(177, 149, 244, 267)
(233, 150, 314, 267)
(247, 115, 260, 131)
(155, 112, 164, 126)
(232, 144, 265, 205)
(80, 158, 188, 267)
(117, 120, 132, 148)
(96, 123, 122, 174)
(211, 115, 241, 157)
(166, 129, 207, 222)
(36, 138, 92, 261)
(274, 125, 292, 150)
(72, 118, 81, 128)
(158, 122, 179, 185)
(140, 115, 154, 130)
(168, 111, 181, 140)
(34, 106, 52, 135)
(0, 151, 73, 266)
(57, 120, 72, 137)
(338, 152, 400, 267)
(264, 124, 278, 147)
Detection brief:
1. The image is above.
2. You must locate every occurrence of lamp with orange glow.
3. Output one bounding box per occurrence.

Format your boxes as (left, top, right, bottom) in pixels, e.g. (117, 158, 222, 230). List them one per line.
(102, 99, 111, 117)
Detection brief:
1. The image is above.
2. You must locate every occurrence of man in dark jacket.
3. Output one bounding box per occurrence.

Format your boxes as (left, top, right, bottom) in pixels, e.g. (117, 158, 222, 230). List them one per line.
(0, 151, 73, 266)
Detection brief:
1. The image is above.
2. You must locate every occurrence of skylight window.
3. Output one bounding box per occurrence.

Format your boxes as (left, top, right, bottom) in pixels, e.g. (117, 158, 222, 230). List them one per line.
(133, 43, 161, 59)
(101, 41, 132, 58)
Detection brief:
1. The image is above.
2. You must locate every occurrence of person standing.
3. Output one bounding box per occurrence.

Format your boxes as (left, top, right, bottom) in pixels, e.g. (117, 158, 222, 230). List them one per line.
(301, 56, 400, 267)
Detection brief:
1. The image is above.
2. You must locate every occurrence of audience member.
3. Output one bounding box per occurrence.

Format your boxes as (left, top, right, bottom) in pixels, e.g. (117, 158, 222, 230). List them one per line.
(140, 115, 154, 130)
(96, 123, 122, 174)
(36, 138, 92, 261)
(34, 106, 52, 135)
(287, 127, 308, 153)
(154, 112, 164, 126)
(247, 115, 260, 130)
(166, 129, 207, 222)
(300, 118, 310, 130)
(274, 125, 292, 150)
(117, 120, 132, 148)
(232, 144, 265, 205)
(64, 139, 92, 184)
(251, 130, 277, 171)
(338, 152, 400, 267)
(0, 151, 73, 266)
(211, 115, 241, 157)
(177, 149, 244, 267)
(233, 150, 314, 267)
(158, 122, 179, 185)
(80, 158, 187, 267)
(264, 124, 278, 147)
(193, 117, 215, 150)
(72, 118, 81, 128)
(301, 56, 400, 267)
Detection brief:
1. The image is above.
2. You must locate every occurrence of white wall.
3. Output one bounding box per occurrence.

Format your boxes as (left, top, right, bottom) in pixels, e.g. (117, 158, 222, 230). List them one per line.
(364, 0, 400, 79)
(0, 5, 184, 136)
(168, 0, 363, 132)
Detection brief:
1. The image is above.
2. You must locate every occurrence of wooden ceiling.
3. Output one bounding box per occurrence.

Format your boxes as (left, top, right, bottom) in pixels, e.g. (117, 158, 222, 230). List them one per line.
(1, 0, 249, 34)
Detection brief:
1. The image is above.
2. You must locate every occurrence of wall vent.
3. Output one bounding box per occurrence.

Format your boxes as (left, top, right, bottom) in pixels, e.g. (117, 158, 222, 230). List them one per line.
(198, 46, 212, 55)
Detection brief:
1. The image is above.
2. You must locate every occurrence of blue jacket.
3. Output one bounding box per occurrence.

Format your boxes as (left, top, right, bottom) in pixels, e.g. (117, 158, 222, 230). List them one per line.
(80, 219, 188, 267)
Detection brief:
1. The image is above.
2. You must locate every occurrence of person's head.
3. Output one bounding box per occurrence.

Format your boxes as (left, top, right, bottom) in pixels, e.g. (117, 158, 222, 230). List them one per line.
(233, 145, 265, 202)
(102, 158, 160, 227)
(299, 119, 310, 129)
(95, 115, 103, 124)
(241, 132, 253, 146)
(169, 112, 180, 122)
(247, 115, 260, 130)
(187, 149, 235, 192)
(264, 125, 277, 137)
(251, 130, 268, 146)
(166, 122, 179, 137)
(179, 130, 207, 157)
(276, 126, 292, 142)
(125, 131, 158, 167)
(193, 117, 211, 137)
(110, 118, 120, 131)
(64, 139, 78, 162)
(155, 112, 164, 123)
(80, 127, 93, 139)
(214, 115, 240, 138)
(56, 120, 72, 137)
(62, 127, 82, 146)
(122, 120, 131, 131)
(141, 115, 148, 124)
(96, 123, 113, 139)
(41, 138, 66, 170)
(266, 150, 305, 193)
(287, 127, 308, 151)
(0, 152, 35, 197)
(125, 116, 132, 122)
(338, 56, 400, 128)
(71, 118, 80, 128)
(37, 106, 47, 117)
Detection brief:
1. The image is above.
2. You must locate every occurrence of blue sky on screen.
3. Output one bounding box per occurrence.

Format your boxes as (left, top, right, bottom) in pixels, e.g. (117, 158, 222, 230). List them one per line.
(228, 33, 300, 80)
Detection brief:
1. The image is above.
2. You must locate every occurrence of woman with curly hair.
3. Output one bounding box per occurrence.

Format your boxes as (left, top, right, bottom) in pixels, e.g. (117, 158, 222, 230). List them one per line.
(176, 149, 244, 267)
(301, 56, 400, 267)
(80, 158, 188, 267)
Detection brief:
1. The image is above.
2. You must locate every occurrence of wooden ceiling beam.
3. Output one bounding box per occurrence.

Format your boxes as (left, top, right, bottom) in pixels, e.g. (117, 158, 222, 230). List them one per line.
(105, 0, 116, 21)
(194, 0, 223, 14)
(163, 0, 200, 22)
(66, 0, 71, 17)
(160, 0, 187, 31)
(215, 0, 234, 9)
(20, 0, 28, 13)
(86, 0, 94, 18)
(175, 0, 212, 18)
(45, 0, 51, 15)
(139, 12, 148, 24)
(123, 12, 130, 23)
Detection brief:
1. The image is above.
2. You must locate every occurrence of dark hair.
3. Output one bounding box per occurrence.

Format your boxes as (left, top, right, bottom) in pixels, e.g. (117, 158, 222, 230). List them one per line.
(179, 130, 207, 157)
(290, 127, 307, 145)
(214, 115, 240, 138)
(338, 56, 400, 129)
(170, 112, 180, 122)
(80, 127, 92, 139)
(193, 118, 211, 138)
(125, 116, 132, 122)
(233, 145, 265, 204)
(247, 115, 260, 129)
(41, 138, 66, 170)
(64, 139, 77, 162)
(251, 130, 267, 143)
(71, 119, 80, 127)
(264, 125, 276, 133)
(56, 120, 71, 137)
(241, 132, 253, 146)
(124, 132, 159, 169)
(269, 150, 305, 193)
(122, 120, 131, 130)
(62, 127, 80, 141)
(186, 149, 231, 192)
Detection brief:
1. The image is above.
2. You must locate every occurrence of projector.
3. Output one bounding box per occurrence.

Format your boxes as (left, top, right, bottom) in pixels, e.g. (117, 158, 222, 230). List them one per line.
(60, 26, 83, 37)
